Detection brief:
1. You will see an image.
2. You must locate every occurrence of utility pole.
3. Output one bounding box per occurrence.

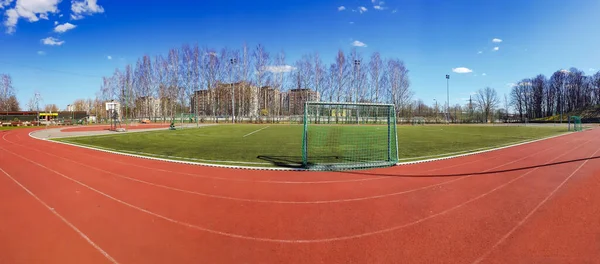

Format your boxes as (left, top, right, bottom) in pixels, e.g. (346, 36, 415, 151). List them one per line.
(230, 58, 237, 123)
(446, 74, 450, 124)
(354, 60, 361, 124)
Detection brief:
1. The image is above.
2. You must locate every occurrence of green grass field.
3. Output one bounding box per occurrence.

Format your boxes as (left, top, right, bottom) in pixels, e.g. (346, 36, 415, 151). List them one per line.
(54, 124, 567, 168)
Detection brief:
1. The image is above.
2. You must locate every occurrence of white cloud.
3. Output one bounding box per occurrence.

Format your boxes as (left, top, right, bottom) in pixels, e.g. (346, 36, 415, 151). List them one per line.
(374, 5, 387, 10)
(589, 68, 596, 72)
(70, 0, 104, 20)
(477, 51, 483, 54)
(507, 83, 517, 87)
(54, 22, 76, 33)
(358, 6, 367, 13)
(371, 0, 376, 3)
(107, 55, 112, 60)
(349, 21, 354, 24)
(3, 0, 61, 33)
(0, 0, 14, 9)
(482, 73, 487, 76)
(493, 47, 499, 51)
(452, 67, 473, 74)
(265, 65, 295, 73)
(53, 20, 57, 25)
(351, 40, 367, 47)
(338, 6, 345, 11)
(391, 9, 397, 13)
(492, 38, 502, 43)
(37, 50, 45, 55)
(41, 36, 64, 46)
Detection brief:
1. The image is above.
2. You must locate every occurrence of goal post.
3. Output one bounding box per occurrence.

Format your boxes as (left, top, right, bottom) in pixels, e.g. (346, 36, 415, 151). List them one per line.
(302, 101, 399, 170)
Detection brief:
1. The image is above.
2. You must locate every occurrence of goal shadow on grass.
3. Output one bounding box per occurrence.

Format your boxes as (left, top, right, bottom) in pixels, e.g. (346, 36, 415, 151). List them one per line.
(340, 156, 600, 178)
(257, 155, 351, 169)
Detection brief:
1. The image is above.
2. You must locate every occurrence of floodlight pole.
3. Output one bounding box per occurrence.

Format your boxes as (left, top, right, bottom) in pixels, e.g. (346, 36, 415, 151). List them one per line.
(446, 74, 450, 124)
(354, 59, 361, 124)
(230, 58, 237, 124)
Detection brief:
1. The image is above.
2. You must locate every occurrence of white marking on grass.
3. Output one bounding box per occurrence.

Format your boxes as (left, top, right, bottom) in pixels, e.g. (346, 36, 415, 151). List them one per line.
(28, 129, 575, 172)
(8, 131, 582, 204)
(243, 126, 270, 137)
(0, 167, 118, 264)
(472, 146, 600, 264)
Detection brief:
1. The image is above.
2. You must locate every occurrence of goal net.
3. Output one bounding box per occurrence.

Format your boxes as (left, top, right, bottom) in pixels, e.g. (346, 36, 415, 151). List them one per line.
(569, 116, 583, 132)
(302, 102, 399, 170)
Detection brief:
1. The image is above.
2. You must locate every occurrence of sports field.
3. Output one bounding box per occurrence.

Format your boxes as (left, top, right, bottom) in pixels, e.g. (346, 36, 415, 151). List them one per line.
(55, 124, 567, 168)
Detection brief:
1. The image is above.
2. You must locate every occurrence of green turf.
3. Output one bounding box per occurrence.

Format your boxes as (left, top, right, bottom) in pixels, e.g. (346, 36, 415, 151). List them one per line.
(53, 124, 567, 168)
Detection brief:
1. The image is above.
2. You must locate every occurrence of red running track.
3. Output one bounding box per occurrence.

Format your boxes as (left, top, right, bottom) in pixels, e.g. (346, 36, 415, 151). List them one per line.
(1, 127, 600, 264)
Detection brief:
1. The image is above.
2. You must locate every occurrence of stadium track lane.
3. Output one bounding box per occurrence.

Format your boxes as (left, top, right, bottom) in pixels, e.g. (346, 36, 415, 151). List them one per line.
(0, 130, 592, 243)
(25, 127, 571, 184)
(6, 130, 580, 204)
(1, 128, 599, 263)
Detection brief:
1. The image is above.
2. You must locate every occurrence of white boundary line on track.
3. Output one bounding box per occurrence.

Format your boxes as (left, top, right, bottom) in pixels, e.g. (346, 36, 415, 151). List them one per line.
(2, 133, 590, 243)
(472, 145, 600, 264)
(242, 126, 270, 137)
(0, 167, 118, 264)
(29, 129, 576, 171)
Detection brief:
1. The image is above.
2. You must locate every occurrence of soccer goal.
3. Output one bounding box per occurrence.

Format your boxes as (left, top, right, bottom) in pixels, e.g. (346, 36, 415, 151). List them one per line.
(569, 116, 583, 132)
(302, 102, 399, 170)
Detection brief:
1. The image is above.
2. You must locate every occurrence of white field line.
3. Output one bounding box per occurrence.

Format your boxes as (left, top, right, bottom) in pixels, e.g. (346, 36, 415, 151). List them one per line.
(56, 140, 271, 165)
(243, 126, 270, 137)
(395, 132, 573, 167)
(396, 137, 538, 161)
(30, 129, 576, 171)
(0, 167, 118, 264)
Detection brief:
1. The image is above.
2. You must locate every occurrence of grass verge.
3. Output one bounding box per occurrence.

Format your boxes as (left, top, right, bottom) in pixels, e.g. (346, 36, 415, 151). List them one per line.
(53, 124, 568, 168)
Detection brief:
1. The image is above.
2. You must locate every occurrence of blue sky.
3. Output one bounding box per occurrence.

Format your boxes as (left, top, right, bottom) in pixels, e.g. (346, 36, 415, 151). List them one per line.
(1, 0, 599, 109)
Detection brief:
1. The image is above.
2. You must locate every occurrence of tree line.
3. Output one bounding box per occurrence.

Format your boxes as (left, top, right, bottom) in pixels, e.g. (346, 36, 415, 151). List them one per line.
(510, 68, 600, 121)
(0, 73, 19, 112)
(95, 43, 413, 121)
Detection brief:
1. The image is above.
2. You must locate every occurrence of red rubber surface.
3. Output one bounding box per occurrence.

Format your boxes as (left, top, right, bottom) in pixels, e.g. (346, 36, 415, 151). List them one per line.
(61, 124, 170, 132)
(1, 127, 600, 263)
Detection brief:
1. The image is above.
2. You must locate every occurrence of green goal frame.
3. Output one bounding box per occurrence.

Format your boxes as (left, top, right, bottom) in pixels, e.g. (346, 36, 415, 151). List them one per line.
(301, 101, 399, 171)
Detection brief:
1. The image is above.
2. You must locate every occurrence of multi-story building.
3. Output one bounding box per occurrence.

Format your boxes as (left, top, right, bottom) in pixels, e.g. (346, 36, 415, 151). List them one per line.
(287, 88, 320, 115)
(135, 96, 161, 118)
(191, 81, 255, 117)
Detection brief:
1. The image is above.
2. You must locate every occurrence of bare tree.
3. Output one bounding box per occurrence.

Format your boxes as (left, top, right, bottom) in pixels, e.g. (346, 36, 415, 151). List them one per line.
(369, 52, 383, 103)
(531, 74, 546, 119)
(0, 74, 15, 113)
(44, 104, 59, 112)
(334, 50, 349, 102)
(475, 87, 500, 123)
(313, 52, 325, 102)
(252, 44, 270, 118)
(167, 48, 180, 121)
(386, 59, 412, 115)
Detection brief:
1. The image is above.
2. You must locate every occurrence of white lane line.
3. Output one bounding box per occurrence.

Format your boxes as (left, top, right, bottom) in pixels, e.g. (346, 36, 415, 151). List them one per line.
(0, 167, 118, 264)
(5, 134, 579, 204)
(0, 137, 589, 243)
(472, 145, 600, 264)
(242, 126, 270, 137)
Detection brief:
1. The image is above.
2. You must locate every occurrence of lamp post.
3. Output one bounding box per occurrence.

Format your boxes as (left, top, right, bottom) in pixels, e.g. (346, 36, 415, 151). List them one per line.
(354, 60, 361, 124)
(434, 99, 438, 123)
(354, 60, 361, 103)
(446, 74, 450, 124)
(230, 58, 237, 123)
